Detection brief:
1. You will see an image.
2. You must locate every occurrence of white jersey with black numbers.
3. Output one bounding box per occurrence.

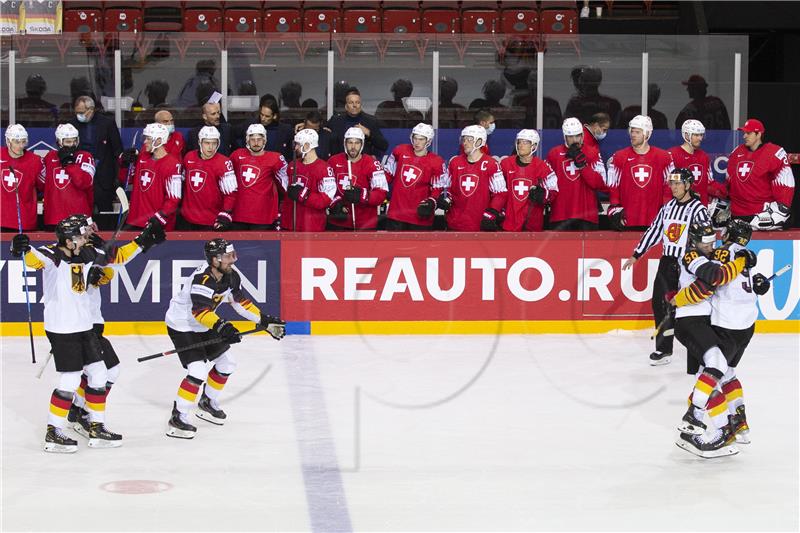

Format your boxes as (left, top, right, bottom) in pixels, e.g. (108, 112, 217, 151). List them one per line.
(710, 243, 759, 329)
(633, 197, 709, 260)
(676, 248, 713, 319)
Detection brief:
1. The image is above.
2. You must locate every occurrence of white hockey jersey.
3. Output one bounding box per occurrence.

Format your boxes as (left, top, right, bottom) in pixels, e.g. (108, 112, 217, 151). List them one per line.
(709, 243, 759, 330)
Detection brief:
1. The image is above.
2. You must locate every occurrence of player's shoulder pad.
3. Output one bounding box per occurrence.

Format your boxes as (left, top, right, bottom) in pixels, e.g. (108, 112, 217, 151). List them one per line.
(192, 267, 216, 286)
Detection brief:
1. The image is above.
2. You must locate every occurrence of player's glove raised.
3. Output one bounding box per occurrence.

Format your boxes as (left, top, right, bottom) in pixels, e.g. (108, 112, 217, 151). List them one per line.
(120, 148, 138, 167)
(566, 143, 587, 169)
(134, 220, 166, 252)
(213, 319, 241, 344)
(57, 146, 76, 166)
(10, 233, 30, 257)
(259, 314, 286, 340)
(87, 266, 104, 287)
(735, 248, 757, 269)
(752, 273, 771, 295)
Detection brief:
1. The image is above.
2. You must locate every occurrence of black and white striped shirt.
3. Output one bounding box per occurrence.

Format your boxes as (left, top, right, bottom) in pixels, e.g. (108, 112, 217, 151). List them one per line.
(633, 197, 709, 259)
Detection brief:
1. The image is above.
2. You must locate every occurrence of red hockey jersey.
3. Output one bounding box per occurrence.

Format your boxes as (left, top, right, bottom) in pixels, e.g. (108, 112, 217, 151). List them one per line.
(280, 158, 335, 232)
(230, 148, 288, 226)
(128, 152, 183, 229)
(182, 151, 238, 226)
(444, 153, 508, 231)
(328, 153, 389, 230)
(667, 145, 722, 205)
(547, 144, 606, 224)
(166, 131, 185, 158)
(384, 144, 447, 227)
(0, 148, 44, 230)
(723, 142, 795, 216)
(606, 146, 674, 227)
(41, 150, 94, 226)
(501, 156, 557, 232)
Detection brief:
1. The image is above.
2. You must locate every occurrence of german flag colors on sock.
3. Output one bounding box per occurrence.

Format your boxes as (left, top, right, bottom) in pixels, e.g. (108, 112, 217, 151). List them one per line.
(48, 390, 73, 427)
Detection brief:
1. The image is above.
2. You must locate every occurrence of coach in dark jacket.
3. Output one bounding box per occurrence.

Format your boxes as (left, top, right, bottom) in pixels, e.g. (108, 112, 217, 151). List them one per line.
(327, 87, 388, 159)
(70, 95, 123, 212)
(185, 102, 233, 156)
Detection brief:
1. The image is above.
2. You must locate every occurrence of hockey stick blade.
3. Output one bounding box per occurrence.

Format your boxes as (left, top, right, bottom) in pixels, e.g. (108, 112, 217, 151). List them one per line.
(137, 326, 265, 362)
(35, 351, 53, 379)
(115, 186, 130, 215)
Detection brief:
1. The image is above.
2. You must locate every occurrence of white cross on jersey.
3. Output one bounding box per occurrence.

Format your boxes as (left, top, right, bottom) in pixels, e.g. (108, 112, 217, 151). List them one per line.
(190, 172, 204, 188)
(55, 169, 70, 185)
(462, 176, 476, 191)
(514, 181, 528, 197)
(140, 172, 152, 186)
(339, 175, 352, 189)
(738, 163, 752, 177)
(565, 161, 578, 176)
(403, 167, 419, 183)
(691, 167, 702, 181)
(3, 171, 16, 188)
(242, 167, 258, 183)
(634, 167, 649, 182)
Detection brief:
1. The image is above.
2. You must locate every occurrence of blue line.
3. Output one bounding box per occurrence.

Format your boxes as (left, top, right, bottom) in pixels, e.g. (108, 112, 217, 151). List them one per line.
(284, 346, 352, 533)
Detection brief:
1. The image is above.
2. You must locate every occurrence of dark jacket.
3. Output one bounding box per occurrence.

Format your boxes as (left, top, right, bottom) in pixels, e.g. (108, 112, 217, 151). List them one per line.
(70, 111, 123, 211)
(186, 121, 233, 156)
(327, 111, 388, 159)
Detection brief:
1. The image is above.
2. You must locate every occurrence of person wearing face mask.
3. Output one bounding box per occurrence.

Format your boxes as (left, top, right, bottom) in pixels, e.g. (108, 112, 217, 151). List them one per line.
(69, 95, 123, 216)
(119, 110, 185, 183)
(41, 124, 95, 229)
(328, 87, 388, 159)
(582, 112, 610, 156)
(0, 124, 45, 232)
(126, 123, 183, 231)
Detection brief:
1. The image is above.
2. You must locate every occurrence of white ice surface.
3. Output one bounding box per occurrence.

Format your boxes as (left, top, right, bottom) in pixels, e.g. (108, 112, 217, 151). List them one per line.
(2, 332, 798, 532)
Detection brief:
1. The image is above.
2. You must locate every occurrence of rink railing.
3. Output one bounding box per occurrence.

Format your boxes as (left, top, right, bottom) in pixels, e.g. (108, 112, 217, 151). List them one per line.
(1, 230, 798, 335)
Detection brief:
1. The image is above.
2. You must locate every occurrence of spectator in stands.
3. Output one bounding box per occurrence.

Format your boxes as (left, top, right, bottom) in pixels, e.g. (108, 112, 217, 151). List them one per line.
(438, 75, 466, 128)
(294, 110, 332, 161)
(280, 81, 303, 109)
(565, 66, 622, 128)
(185, 102, 233, 156)
(175, 59, 219, 108)
(238, 80, 258, 96)
(145, 80, 170, 108)
(582, 112, 610, 156)
(621, 83, 668, 130)
(517, 68, 563, 130)
(69, 95, 123, 214)
(328, 87, 388, 159)
(675, 74, 731, 131)
(469, 79, 507, 110)
(376, 78, 418, 128)
(16, 74, 59, 126)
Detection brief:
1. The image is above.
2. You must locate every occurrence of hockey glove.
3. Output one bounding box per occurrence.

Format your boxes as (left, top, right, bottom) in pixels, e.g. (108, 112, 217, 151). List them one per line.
(134, 220, 166, 253)
(259, 314, 286, 340)
(213, 211, 233, 231)
(343, 186, 367, 205)
(607, 206, 626, 231)
(566, 143, 587, 169)
(750, 201, 790, 231)
(10, 233, 30, 257)
(120, 148, 138, 167)
(89, 233, 106, 248)
(480, 208, 502, 231)
(149, 211, 168, 228)
(708, 198, 731, 227)
(287, 183, 310, 203)
(328, 200, 349, 220)
(752, 273, 771, 295)
(735, 248, 758, 269)
(416, 197, 436, 218)
(213, 319, 241, 344)
(87, 266, 104, 287)
(57, 146, 77, 167)
(436, 191, 453, 213)
(529, 185, 546, 205)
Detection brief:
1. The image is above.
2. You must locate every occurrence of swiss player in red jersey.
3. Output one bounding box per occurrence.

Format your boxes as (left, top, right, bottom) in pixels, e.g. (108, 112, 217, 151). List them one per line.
(327, 127, 388, 231)
(230, 124, 288, 230)
(384, 123, 448, 231)
(127, 123, 183, 230)
(181, 126, 238, 231)
(581, 112, 610, 156)
(282, 128, 335, 232)
(606, 115, 674, 230)
(721, 118, 794, 230)
(501, 129, 558, 232)
(548, 118, 607, 230)
(441, 125, 508, 231)
(668, 120, 722, 205)
(1, 125, 44, 231)
(41, 124, 95, 228)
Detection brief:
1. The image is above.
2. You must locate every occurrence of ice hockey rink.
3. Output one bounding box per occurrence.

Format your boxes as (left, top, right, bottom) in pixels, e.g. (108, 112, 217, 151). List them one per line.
(2, 331, 798, 532)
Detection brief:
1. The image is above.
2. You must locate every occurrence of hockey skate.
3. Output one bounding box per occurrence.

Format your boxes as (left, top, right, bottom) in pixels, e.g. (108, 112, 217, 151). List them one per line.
(166, 403, 197, 439)
(44, 425, 78, 454)
(649, 351, 671, 366)
(677, 405, 707, 435)
(196, 393, 227, 426)
(72, 408, 91, 439)
(87, 422, 123, 448)
(730, 405, 750, 444)
(67, 404, 81, 423)
(676, 425, 738, 459)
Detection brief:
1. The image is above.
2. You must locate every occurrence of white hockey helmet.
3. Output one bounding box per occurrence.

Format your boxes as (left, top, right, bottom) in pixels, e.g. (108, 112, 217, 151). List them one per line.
(142, 122, 170, 152)
(628, 114, 653, 139)
(516, 129, 540, 146)
(681, 119, 705, 143)
(561, 117, 583, 137)
(5, 124, 28, 144)
(55, 123, 80, 147)
(198, 125, 221, 143)
(294, 128, 319, 154)
(246, 123, 267, 139)
(460, 124, 487, 147)
(410, 122, 434, 148)
(343, 126, 365, 156)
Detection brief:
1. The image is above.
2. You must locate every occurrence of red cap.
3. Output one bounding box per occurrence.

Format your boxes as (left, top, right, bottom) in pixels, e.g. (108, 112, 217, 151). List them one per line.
(738, 119, 765, 133)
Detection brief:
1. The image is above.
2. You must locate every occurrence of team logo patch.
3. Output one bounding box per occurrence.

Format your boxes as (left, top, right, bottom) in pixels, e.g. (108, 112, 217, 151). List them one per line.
(459, 174, 480, 197)
(139, 169, 155, 192)
(399, 164, 422, 188)
(631, 164, 652, 188)
(188, 169, 208, 192)
(664, 222, 686, 243)
(688, 163, 703, 184)
(562, 159, 580, 181)
(511, 178, 532, 202)
(53, 167, 71, 190)
(239, 165, 261, 188)
(735, 161, 753, 182)
(337, 173, 356, 192)
(71, 264, 86, 293)
(2, 168, 22, 192)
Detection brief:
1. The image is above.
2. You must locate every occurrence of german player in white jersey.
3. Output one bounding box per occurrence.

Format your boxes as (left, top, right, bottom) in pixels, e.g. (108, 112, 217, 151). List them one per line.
(163, 238, 286, 439)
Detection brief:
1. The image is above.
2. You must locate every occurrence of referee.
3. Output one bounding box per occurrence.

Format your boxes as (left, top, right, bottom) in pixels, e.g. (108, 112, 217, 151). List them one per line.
(622, 168, 710, 366)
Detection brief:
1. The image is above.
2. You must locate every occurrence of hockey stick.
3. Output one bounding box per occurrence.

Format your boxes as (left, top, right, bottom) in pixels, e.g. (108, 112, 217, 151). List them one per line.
(137, 326, 264, 362)
(35, 350, 53, 379)
(767, 264, 791, 281)
(108, 187, 130, 244)
(13, 176, 36, 364)
(347, 158, 356, 230)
